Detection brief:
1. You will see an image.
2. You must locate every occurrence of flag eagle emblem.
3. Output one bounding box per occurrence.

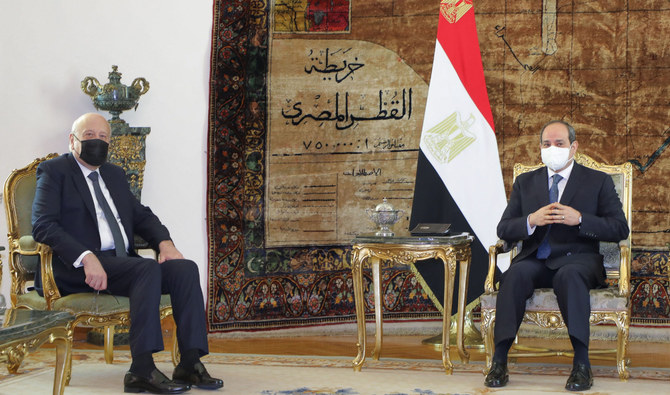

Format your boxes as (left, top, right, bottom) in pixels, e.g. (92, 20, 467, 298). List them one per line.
(424, 112, 477, 163)
(441, 0, 473, 24)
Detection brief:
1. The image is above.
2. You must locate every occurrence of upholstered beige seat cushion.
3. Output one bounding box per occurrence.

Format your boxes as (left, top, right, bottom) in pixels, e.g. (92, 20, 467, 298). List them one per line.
(17, 235, 40, 274)
(17, 290, 172, 316)
(480, 287, 628, 312)
(19, 235, 38, 250)
(16, 291, 48, 310)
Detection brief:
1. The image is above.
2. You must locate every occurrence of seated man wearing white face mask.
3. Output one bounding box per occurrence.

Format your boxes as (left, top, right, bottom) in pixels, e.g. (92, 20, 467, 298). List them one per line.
(483, 120, 629, 391)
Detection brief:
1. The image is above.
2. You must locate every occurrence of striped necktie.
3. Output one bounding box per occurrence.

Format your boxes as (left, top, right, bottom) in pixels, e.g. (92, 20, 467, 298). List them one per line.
(536, 174, 562, 259)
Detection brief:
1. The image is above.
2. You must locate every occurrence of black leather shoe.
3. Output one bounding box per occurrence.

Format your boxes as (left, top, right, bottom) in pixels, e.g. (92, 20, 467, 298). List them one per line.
(565, 363, 593, 391)
(484, 361, 509, 387)
(173, 362, 224, 390)
(124, 369, 191, 394)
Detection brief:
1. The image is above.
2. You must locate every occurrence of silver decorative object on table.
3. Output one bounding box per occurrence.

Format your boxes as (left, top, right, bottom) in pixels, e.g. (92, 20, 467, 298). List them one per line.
(365, 198, 404, 237)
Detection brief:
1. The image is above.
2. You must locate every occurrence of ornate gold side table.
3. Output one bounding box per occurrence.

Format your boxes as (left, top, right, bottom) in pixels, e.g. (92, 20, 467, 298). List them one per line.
(0, 308, 74, 395)
(351, 232, 474, 374)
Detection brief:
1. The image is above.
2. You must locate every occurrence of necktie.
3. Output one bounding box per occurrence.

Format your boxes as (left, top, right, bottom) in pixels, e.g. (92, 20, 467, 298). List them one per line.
(88, 172, 127, 257)
(536, 174, 562, 259)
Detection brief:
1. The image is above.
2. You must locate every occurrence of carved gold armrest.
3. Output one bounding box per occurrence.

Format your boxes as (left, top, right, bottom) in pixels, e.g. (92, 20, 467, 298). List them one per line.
(485, 240, 505, 293)
(36, 242, 62, 309)
(618, 240, 630, 298)
(485, 240, 519, 293)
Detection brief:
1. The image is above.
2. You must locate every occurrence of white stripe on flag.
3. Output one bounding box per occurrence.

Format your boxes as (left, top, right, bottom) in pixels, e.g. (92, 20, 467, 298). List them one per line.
(420, 40, 510, 271)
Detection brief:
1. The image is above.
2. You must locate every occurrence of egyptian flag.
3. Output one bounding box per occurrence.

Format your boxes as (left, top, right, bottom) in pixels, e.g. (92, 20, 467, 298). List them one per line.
(409, 1, 508, 314)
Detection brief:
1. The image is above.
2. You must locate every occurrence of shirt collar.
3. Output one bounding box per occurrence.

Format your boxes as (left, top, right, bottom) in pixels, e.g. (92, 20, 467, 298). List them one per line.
(547, 158, 575, 181)
(74, 157, 97, 178)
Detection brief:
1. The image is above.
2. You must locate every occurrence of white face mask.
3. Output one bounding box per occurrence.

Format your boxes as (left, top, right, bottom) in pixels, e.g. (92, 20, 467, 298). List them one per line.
(541, 145, 572, 171)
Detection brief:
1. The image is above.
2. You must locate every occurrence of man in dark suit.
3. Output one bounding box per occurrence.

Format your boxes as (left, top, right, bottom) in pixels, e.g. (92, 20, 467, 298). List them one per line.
(32, 113, 223, 394)
(483, 120, 629, 391)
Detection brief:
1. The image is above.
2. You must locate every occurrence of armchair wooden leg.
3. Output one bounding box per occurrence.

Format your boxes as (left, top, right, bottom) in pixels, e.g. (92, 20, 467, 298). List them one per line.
(616, 313, 630, 381)
(104, 325, 115, 364)
(480, 309, 495, 373)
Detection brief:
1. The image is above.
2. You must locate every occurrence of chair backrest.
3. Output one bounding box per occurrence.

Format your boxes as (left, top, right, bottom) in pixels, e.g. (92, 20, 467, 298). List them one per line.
(4, 154, 58, 284)
(512, 152, 632, 284)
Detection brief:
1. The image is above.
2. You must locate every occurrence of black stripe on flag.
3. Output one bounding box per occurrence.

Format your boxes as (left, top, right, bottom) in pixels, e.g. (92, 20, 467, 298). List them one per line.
(409, 149, 500, 315)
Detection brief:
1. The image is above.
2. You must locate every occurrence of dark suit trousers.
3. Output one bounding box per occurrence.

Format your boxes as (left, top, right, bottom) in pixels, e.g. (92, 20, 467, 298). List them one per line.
(56, 256, 209, 358)
(494, 258, 601, 347)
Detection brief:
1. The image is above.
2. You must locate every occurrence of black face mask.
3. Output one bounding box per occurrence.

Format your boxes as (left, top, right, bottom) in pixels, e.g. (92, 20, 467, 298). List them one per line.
(75, 136, 109, 166)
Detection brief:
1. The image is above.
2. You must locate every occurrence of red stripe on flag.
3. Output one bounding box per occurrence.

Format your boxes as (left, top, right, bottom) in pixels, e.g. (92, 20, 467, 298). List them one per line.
(436, 5, 495, 132)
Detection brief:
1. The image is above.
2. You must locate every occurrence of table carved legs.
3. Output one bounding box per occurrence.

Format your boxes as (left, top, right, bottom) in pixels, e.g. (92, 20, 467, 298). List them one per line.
(455, 248, 472, 364)
(0, 324, 73, 395)
(351, 247, 369, 371)
(351, 243, 471, 374)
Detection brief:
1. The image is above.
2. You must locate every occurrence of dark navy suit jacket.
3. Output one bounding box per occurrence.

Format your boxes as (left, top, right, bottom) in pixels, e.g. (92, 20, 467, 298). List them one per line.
(31, 153, 171, 290)
(497, 162, 629, 284)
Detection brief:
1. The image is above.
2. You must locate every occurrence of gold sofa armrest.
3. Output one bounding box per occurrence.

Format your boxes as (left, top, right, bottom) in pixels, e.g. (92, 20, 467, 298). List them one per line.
(36, 242, 62, 309)
(7, 236, 33, 303)
(486, 240, 519, 293)
(618, 240, 630, 298)
(485, 240, 505, 293)
(7, 235, 53, 307)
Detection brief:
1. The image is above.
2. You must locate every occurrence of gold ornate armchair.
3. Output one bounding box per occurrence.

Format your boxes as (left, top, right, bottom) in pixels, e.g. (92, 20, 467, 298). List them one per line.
(3, 154, 178, 371)
(480, 153, 633, 380)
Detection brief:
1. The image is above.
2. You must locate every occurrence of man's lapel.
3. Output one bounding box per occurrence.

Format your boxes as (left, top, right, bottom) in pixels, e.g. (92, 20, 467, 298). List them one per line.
(67, 154, 97, 221)
(560, 161, 582, 205)
(531, 167, 550, 208)
(531, 168, 551, 240)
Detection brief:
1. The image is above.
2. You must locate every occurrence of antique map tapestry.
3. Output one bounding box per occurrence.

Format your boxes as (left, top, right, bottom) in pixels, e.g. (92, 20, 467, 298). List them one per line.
(206, 0, 670, 332)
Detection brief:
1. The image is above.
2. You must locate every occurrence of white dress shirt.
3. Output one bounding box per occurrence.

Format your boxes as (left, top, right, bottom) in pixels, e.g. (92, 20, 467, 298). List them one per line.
(527, 159, 575, 235)
(72, 160, 130, 267)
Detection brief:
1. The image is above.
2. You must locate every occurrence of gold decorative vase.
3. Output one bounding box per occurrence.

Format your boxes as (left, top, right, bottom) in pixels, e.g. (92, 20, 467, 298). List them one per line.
(81, 65, 149, 122)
